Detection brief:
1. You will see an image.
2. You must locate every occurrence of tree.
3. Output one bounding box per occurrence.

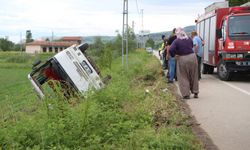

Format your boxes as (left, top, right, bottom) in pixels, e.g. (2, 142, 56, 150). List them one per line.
(112, 33, 122, 58)
(14, 43, 24, 51)
(91, 36, 105, 57)
(111, 27, 137, 59)
(45, 38, 50, 42)
(26, 30, 34, 43)
(85, 28, 137, 68)
(0, 38, 15, 51)
(127, 27, 137, 51)
(146, 38, 155, 48)
(228, 0, 249, 6)
(100, 43, 113, 69)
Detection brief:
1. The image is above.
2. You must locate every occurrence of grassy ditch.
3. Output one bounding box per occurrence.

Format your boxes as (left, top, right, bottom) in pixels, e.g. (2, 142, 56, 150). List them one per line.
(0, 51, 202, 149)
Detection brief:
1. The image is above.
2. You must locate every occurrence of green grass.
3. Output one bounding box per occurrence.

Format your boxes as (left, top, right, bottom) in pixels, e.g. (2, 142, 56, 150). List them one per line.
(0, 52, 53, 99)
(0, 68, 35, 111)
(0, 52, 53, 125)
(0, 51, 203, 149)
(0, 52, 54, 68)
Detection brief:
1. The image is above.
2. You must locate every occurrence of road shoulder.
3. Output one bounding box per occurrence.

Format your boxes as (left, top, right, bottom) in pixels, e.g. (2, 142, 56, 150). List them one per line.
(169, 83, 219, 150)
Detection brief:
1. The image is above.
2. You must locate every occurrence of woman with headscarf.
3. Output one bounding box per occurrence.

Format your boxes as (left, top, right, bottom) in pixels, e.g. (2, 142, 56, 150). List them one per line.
(169, 27, 199, 99)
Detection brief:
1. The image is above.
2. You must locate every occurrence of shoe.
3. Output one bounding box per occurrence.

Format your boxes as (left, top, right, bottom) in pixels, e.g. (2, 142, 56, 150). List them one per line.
(183, 96, 190, 99)
(194, 93, 198, 98)
(167, 80, 174, 84)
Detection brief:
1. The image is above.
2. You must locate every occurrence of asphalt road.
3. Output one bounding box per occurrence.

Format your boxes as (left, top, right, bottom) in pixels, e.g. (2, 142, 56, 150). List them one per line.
(187, 73, 250, 150)
(152, 50, 250, 150)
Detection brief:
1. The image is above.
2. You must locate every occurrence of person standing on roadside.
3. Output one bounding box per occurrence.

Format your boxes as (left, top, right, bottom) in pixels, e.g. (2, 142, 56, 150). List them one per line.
(169, 27, 199, 99)
(166, 28, 177, 83)
(158, 35, 164, 60)
(191, 31, 203, 80)
(160, 35, 168, 70)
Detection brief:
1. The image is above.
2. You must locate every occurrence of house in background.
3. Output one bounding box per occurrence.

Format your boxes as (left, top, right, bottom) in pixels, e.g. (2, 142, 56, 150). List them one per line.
(61, 36, 82, 44)
(241, 2, 250, 6)
(25, 36, 82, 54)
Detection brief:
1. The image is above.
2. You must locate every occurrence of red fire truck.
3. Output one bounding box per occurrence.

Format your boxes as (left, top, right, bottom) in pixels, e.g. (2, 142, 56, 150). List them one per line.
(196, 2, 250, 80)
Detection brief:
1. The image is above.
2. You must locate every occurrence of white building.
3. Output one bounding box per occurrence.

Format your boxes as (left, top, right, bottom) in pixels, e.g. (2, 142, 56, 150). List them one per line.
(241, 2, 250, 6)
(26, 36, 82, 54)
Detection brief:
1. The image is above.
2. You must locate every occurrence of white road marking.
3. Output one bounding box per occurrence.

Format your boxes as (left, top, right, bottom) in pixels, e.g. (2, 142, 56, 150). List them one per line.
(222, 81, 250, 96)
(208, 75, 250, 96)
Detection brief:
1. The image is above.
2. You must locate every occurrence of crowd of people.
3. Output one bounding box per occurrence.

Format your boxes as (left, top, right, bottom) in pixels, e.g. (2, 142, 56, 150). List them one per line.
(159, 27, 203, 99)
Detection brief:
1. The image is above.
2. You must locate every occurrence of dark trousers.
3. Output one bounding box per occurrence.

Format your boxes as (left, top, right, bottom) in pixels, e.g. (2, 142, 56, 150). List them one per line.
(162, 50, 168, 69)
(197, 56, 202, 79)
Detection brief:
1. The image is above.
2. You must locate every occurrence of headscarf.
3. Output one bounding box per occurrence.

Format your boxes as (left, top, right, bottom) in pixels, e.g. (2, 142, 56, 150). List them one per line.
(175, 27, 188, 40)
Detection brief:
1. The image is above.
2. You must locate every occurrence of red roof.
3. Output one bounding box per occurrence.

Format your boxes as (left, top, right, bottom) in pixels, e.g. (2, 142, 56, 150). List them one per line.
(61, 36, 81, 41)
(26, 41, 78, 47)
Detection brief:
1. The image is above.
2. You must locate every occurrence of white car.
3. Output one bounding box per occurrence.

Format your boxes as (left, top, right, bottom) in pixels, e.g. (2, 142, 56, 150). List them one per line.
(146, 47, 153, 53)
(28, 43, 104, 99)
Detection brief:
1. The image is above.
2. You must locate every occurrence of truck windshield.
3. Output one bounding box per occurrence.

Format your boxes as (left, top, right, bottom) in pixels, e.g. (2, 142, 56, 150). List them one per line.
(228, 15, 250, 40)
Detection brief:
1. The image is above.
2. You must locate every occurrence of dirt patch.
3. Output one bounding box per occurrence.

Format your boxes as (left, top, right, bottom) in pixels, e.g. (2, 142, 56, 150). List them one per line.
(153, 107, 171, 132)
(130, 73, 156, 87)
(169, 84, 219, 150)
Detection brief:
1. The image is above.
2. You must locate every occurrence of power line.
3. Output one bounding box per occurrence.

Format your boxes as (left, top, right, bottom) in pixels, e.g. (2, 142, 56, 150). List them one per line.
(134, 0, 145, 49)
(141, 9, 145, 48)
(135, 0, 141, 15)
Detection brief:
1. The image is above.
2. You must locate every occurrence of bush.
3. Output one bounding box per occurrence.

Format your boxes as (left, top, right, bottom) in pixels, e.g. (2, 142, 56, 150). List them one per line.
(5, 54, 32, 63)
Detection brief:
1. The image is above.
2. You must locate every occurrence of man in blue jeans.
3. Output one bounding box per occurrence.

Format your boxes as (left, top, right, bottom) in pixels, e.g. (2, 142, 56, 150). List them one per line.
(167, 28, 177, 83)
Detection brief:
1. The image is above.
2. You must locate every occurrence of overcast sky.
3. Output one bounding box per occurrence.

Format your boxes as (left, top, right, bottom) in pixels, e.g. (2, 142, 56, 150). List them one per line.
(0, 0, 224, 43)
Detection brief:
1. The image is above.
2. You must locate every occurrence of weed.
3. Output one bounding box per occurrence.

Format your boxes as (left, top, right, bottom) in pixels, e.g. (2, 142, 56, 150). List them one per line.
(0, 51, 203, 149)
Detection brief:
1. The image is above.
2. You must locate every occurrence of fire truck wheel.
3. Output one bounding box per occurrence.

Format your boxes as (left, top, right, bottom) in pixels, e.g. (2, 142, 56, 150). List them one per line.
(217, 59, 231, 81)
(207, 66, 214, 74)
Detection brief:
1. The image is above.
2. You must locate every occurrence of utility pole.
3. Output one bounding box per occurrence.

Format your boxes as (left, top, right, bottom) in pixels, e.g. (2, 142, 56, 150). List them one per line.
(51, 30, 54, 52)
(20, 32, 22, 51)
(51, 31, 54, 42)
(122, 0, 128, 67)
(132, 21, 135, 32)
(141, 9, 144, 49)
